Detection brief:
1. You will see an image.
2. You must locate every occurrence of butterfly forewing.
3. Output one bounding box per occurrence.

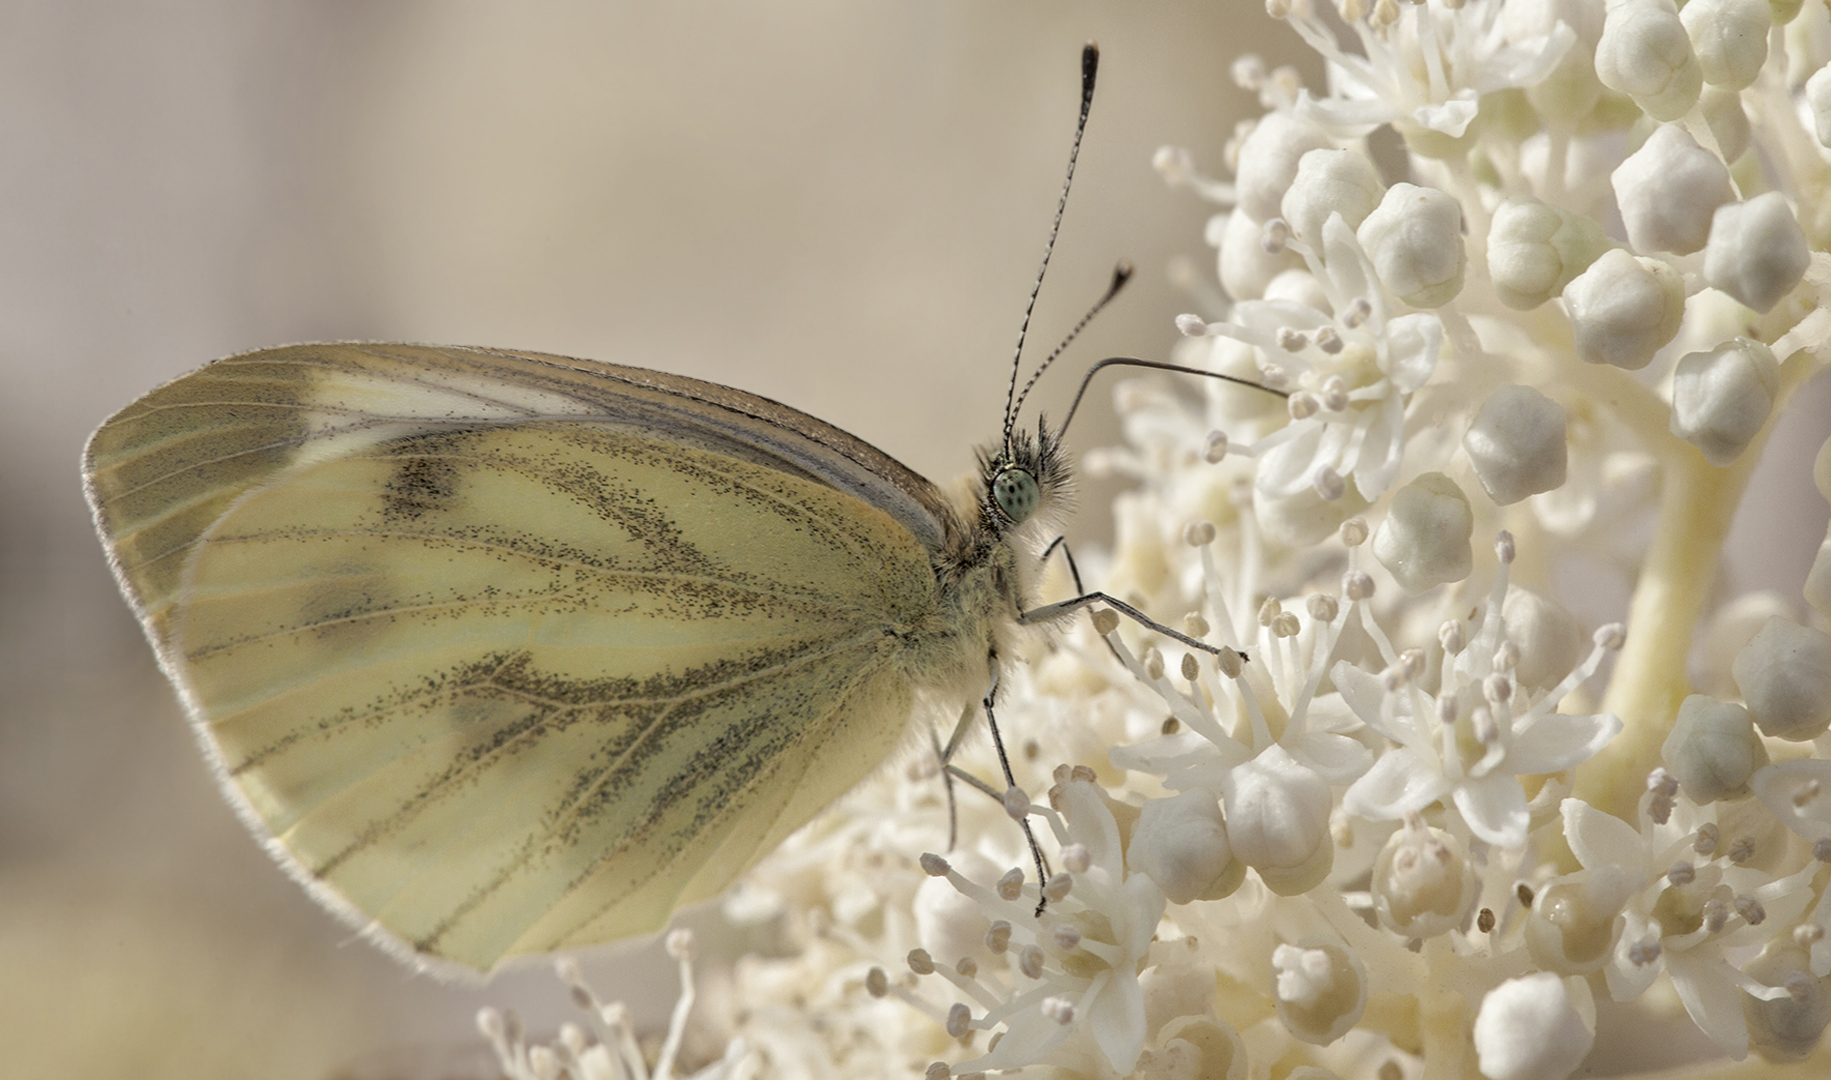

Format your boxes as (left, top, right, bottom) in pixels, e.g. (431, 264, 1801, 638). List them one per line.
(85, 345, 957, 971)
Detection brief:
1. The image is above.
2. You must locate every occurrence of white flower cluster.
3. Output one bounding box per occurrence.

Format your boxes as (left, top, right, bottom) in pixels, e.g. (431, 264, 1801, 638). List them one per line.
(485, 1, 1831, 1076)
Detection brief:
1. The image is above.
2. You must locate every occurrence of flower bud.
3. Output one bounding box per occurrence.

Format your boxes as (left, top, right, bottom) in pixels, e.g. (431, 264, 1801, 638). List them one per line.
(1373, 472, 1474, 595)
(1525, 866, 1639, 975)
(1700, 86, 1751, 163)
(1271, 939, 1368, 1045)
(1372, 819, 1478, 938)
(1220, 745, 1333, 895)
(1596, 0, 1703, 121)
(1661, 695, 1770, 803)
(1356, 183, 1467, 308)
(1741, 939, 1831, 1063)
(1809, 61, 1831, 147)
(1732, 616, 1831, 741)
(1465, 384, 1569, 505)
(1235, 113, 1334, 222)
(1500, 586, 1582, 691)
(1486, 198, 1610, 310)
(1281, 148, 1384, 244)
(1703, 193, 1810, 313)
(1218, 206, 1301, 302)
(1805, 526, 1831, 619)
(1670, 337, 1780, 466)
(1563, 249, 1685, 370)
(1126, 789, 1244, 904)
(1680, 0, 1770, 90)
(1612, 125, 1733, 255)
(1473, 973, 1596, 1080)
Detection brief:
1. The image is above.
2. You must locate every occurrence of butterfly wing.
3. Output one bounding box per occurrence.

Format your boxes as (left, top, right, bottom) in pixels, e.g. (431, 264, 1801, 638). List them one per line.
(84, 344, 963, 972)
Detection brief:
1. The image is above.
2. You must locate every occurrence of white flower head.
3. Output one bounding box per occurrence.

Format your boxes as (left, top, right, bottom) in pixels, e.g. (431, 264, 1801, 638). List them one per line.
(1340, 536, 1624, 847)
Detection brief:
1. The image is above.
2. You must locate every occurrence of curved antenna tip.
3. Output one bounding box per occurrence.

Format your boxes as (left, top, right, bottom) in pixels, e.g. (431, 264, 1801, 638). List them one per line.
(1081, 44, 1099, 92)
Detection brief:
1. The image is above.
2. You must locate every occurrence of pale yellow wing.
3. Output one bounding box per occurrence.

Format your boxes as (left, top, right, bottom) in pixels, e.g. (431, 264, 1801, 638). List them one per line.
(84, 344, 951, 973)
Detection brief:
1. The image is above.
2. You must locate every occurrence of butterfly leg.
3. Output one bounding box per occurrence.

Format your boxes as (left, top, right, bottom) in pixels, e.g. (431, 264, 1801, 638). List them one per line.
(1019, 590, 1249, 662)
(978, 661, 1054, 917)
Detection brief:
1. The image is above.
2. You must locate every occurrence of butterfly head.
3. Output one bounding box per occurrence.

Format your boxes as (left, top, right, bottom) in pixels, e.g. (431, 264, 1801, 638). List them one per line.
(979, 418, 1073, 544)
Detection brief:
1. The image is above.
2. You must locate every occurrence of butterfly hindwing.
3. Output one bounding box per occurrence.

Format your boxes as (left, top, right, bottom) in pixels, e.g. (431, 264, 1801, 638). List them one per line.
(85, 345, 954, 971)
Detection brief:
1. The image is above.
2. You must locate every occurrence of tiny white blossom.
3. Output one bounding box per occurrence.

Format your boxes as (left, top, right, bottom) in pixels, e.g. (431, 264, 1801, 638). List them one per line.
(1703, 193, 1812, 313)
(1356, 183, 1467, 307)
(1340, 544, 1623, 847)
(1611, 124, 1733, 255)
(1465, 383, 1570, 506)
(1486, 198, 1611, 310)
(1473, 973, 1596, 1080)
(1562, 248, 1686, 370)
(1372, 472, 1474, 594)
(1660, 695, 1769, 803)
(1732, 615, 1831, 741)
(1669, 337, 1780, 466)
(1679, 0, 1770, 91)
(1595, 0, 1703, 120)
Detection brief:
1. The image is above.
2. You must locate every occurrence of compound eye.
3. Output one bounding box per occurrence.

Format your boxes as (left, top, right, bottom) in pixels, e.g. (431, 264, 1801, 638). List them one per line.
(992, 467, 1040, 524)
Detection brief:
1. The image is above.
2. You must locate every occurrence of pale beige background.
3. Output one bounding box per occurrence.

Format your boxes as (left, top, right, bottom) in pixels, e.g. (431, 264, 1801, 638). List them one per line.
(0, 3, 1310, 1078)
(4, 4, 1827, 1079)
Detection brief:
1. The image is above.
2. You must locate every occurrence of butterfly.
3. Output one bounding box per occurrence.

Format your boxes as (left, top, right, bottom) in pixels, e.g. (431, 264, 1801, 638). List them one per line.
(82, 45, 1269, 975)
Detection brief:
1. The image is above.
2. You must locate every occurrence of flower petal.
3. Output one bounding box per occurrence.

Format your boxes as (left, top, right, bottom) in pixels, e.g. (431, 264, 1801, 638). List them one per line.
(1089, 970, 1147, 1076)
(1561, 798, 1645, 870)
(1666, 950, 1750, 1060)
(1343, 747, 1450, 821)
(1508, 710, 1622, 773)
(1453, 773, 1530, 848)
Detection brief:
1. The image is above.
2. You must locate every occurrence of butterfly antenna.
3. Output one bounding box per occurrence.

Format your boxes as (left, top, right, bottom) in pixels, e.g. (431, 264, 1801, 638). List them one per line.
(1009, 259, 1131, 433)
(1001, 42, 1100, 456)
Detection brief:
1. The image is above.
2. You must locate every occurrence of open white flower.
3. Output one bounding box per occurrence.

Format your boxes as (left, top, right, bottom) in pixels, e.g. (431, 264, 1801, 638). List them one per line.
(1339, 535, 1624, 847)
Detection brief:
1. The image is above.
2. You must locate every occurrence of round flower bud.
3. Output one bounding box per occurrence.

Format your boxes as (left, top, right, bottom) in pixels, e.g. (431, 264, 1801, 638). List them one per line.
(1596, 0, 1703, 121)
(1611, 125, 1733, 255)
(1473, 973, 1596, 1080)
(1373, 472, 1474, 595)
(1271, 939, 1368, 1045)
(1486, 198, 1611, 310)
(1680, 0, 1771, 89)
(1281, 148, 1385, 244)
(1356, 183, 1467, 308)
(1808, 62, 1831, 147)
(1732, 616, 1831, 741)
(1700, 86, 1751, 162)
(1661, 695, 1770, 803)
(1236, 113, 1334, 222)
(1805, 525, 1831, 619)
(1218, 206, 1301, 303)
(1669, 337, 1779, 466)
(1563, 248, 1685, 370)
(1371, 819, 1478, 938)
(1741, 939, 1831, 1064)
(1503, 586, 1583, 690)
(1697, 590, 1797, 698)
(1465, 384, 1569, 505)
(1525, 865, 1639, 975)
(1126, 789, 1244, 904)
(1704, 193, 1810, 313)
(1220, 745, 1333, 895)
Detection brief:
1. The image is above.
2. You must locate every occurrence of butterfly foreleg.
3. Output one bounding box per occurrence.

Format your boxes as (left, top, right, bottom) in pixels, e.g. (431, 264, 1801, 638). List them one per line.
(1019, 591, 1250, 662)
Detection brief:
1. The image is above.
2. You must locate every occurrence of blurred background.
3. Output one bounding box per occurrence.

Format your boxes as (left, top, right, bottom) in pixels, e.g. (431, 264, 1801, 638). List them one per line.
(0, 3, 1310, 1078)
(5, 4, 1828, 1079)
